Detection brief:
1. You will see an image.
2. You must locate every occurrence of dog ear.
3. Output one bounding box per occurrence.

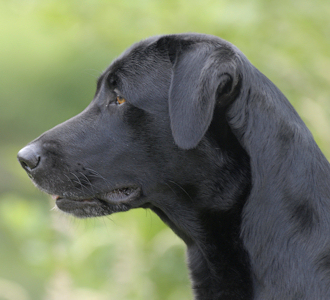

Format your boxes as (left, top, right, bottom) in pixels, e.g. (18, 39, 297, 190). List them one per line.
(161, 38, 240, 149)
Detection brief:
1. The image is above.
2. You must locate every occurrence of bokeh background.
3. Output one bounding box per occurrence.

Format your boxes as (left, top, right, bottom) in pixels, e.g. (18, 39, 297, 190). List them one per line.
(1, 0, 330, 299)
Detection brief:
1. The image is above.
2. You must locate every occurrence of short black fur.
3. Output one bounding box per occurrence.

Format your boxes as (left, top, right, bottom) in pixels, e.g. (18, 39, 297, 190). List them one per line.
(17, 33, 330, 299)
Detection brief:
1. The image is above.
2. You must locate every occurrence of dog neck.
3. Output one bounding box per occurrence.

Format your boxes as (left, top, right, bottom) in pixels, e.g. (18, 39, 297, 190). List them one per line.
(150, 115, 254, 299)
(186, 194, 253, 300)
(150, 172, 253, 299)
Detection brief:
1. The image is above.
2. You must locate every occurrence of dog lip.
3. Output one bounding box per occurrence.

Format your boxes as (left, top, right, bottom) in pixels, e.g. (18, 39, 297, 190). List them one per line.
(53, 186, 142, 217)
(97, 186, 141, 204)
(52, 194, 96, 202)
(52, 186, 141, 205)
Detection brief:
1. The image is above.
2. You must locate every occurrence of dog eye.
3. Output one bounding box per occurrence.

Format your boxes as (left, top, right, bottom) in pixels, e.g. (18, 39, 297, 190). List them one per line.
(116, 95, 126, 105)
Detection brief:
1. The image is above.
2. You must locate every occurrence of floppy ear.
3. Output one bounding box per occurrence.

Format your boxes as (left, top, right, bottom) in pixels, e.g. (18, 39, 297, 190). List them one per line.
(165, 40, 240, 149)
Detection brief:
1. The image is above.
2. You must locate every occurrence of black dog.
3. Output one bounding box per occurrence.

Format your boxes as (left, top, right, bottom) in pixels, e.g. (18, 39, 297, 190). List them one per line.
(17, 33, 330, 299)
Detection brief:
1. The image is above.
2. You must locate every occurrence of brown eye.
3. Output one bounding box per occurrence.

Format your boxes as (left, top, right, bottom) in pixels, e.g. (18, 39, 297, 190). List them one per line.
(116, 96, 126, 105)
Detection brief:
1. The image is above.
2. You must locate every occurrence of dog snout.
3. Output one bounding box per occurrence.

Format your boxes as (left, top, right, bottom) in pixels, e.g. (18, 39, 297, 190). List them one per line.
(17, 144, 41, 174)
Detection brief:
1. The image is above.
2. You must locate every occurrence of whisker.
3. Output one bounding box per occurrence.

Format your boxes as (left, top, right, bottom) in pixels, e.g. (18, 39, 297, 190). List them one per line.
(164, 182, 179, 198)
(84, 167, 111, 190)
(64, 174, 73, 183)
(70, 172, 88, 192)
(79, 171, 96, 193)
(167, 180, 193, 201)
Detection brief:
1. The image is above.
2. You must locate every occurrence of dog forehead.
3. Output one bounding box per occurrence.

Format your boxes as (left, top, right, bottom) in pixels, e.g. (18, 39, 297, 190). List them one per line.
(103, 33, 232, 80)
(107, 33, 226, 69)
(109, 41, 165, 76)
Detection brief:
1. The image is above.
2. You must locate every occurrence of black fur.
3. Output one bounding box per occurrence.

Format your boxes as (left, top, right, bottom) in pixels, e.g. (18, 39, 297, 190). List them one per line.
(17, 33, 330, 299)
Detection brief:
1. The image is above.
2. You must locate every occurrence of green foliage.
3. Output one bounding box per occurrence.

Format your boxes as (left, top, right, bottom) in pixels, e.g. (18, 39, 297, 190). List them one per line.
(1, 0, 330, 299)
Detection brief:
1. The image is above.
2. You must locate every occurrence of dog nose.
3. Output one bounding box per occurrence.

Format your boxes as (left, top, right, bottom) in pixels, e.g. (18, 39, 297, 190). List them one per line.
(17, 144, 41, 173)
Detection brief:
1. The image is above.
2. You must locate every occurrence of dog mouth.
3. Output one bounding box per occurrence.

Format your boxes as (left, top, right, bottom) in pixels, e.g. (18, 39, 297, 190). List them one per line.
(53, 186, 141, 218)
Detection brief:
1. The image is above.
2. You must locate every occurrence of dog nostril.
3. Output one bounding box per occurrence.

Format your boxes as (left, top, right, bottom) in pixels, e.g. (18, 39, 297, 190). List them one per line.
(17, 145, 41, 173)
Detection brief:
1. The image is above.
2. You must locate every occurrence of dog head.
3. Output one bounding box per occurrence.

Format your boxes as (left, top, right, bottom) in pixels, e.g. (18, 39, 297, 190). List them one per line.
(17, 34, 248, 225)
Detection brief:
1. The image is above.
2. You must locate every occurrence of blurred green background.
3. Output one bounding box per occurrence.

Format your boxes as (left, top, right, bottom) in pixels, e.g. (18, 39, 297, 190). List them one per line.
(1, 0, 330, 299)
